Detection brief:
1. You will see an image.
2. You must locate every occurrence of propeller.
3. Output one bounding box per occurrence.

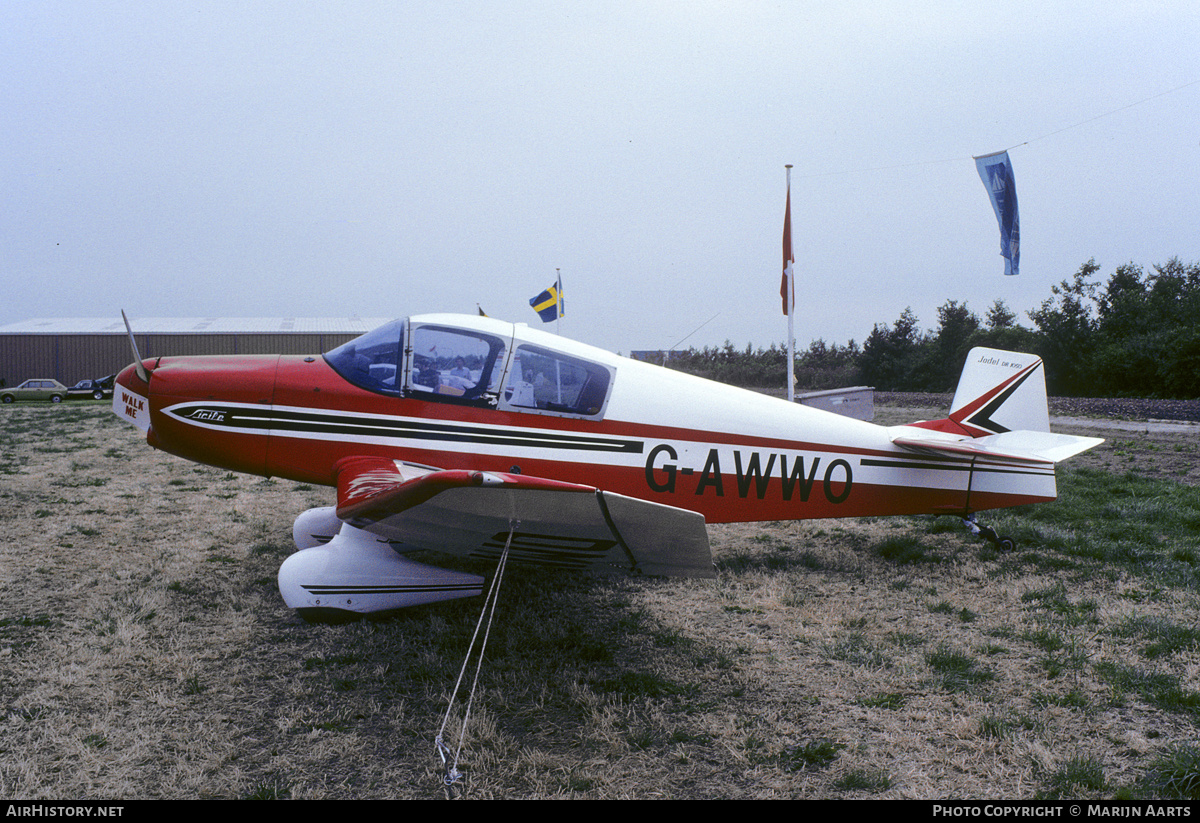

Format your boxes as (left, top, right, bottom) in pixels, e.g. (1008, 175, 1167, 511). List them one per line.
(121, 309, 151, 383)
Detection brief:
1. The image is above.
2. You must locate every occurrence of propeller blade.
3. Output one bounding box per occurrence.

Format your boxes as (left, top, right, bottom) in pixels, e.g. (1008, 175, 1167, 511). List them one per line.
(121, 309, 151, 383)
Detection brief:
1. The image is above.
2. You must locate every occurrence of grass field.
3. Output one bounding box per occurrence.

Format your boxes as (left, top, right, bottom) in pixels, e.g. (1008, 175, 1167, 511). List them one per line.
(1, 402, 1198, 799)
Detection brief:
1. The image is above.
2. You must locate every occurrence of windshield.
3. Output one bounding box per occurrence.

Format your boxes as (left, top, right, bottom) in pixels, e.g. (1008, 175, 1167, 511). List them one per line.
(324, 319, 406, 396)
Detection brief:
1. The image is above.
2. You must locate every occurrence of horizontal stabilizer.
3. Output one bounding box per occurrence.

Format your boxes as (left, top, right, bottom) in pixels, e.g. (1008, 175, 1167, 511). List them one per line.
(892, 428, 1104, 465)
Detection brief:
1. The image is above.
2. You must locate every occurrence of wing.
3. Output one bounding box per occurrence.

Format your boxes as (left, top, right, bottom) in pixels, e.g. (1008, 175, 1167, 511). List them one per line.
(332, 456, 715, 578)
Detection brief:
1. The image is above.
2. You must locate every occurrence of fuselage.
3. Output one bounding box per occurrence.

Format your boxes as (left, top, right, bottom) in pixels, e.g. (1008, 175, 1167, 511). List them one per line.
(113, 313, 1056, 523)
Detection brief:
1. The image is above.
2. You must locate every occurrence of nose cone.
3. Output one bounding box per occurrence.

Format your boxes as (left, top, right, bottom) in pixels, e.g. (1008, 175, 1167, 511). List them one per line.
(115, 355, 281, 476)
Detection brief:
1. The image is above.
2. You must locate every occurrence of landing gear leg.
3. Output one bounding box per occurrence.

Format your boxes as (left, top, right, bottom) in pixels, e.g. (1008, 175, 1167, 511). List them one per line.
(962, 514, 1015, 552)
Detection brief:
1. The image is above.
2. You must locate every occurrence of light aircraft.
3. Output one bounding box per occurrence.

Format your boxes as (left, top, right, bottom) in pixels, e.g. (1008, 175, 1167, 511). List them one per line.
(112, 313, 1102, 619)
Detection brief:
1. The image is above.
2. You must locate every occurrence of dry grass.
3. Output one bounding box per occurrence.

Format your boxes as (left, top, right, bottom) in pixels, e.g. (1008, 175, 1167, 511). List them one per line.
(1, 402, 1198, 799)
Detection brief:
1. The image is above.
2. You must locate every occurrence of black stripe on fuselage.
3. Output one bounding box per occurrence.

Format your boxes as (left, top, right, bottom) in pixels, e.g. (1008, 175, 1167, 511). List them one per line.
(167, 403, 644, 454)
(861, 454, 1052, 477)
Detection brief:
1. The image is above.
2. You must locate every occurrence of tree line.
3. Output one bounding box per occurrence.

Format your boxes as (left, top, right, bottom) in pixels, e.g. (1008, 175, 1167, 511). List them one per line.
(665, 258, 1199, 399)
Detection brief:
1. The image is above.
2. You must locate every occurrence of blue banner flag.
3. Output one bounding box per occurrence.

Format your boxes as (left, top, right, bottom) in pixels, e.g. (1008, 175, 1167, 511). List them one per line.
(529, 278, 563, 322)
(975, 150, 1020, 276)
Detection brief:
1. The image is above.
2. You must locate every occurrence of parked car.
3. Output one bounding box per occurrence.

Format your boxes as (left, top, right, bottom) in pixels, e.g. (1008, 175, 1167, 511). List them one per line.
(1, 379, 70, 404)
(67, 377, 115, 401)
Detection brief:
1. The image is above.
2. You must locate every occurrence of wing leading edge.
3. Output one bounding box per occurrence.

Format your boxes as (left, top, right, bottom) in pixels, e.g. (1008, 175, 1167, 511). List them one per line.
(332, 456, 715, 578)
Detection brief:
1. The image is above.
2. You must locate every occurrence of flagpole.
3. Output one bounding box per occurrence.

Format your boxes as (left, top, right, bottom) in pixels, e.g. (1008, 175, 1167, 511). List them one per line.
(555, 268, 563, 402)
(784, 165, 796, 402)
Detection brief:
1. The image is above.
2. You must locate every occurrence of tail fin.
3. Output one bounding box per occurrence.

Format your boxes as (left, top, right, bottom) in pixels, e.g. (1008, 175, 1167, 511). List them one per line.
(894, 347, 1102, 464)
(948, 347, 1049, 436)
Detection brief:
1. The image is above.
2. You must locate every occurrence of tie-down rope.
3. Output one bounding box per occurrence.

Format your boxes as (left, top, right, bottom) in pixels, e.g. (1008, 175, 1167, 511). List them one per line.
(434, 520, 517, 798)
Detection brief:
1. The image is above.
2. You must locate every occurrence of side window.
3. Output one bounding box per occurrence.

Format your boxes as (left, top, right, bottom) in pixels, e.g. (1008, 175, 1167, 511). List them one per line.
(405, 325, 508, 403)
(499, 344, 612, 419)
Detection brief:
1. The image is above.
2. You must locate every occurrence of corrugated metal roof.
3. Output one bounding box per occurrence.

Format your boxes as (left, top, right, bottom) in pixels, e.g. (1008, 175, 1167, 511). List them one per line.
(0, 317, 394, 334)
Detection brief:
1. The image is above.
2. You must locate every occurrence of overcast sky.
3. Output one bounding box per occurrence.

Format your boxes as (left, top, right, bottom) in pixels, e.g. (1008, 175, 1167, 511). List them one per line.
(4, 1, 1198, 356)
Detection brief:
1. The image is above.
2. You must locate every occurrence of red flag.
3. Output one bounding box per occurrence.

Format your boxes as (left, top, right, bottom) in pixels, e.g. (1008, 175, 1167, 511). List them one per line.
(781, 184, 794, 314)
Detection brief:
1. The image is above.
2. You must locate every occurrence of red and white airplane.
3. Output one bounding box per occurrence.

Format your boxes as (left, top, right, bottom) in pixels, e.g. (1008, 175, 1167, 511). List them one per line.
(112, 312, 1101, 619)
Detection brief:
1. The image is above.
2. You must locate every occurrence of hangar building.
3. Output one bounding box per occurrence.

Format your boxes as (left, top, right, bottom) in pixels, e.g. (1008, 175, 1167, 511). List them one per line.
(0, 317, 391, 388)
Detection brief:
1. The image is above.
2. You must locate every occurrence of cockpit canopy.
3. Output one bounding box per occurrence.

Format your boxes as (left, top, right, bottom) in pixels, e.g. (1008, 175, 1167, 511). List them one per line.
(324, 316, 614, 420)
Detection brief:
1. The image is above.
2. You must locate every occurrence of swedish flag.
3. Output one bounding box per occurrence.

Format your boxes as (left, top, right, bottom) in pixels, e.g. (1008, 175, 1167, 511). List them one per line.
(529, 280, 564, 322)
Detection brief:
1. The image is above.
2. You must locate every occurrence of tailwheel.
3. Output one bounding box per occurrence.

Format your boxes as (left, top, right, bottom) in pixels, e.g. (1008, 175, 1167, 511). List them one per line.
(962, 514, 1015, 551)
